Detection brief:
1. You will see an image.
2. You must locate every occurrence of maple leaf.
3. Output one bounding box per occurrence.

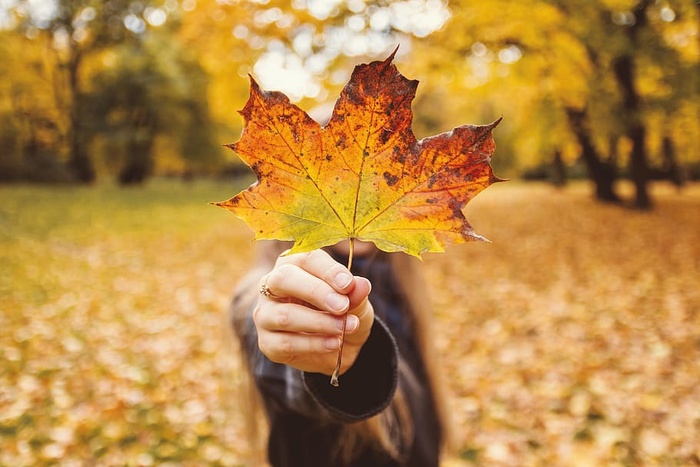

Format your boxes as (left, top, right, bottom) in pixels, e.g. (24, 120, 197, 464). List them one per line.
(216, 49, 503, 259)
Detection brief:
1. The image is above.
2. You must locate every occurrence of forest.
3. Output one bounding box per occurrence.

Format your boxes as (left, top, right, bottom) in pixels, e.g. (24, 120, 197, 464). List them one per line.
(1, 0, 698, 208)
(1, 1, 699, 465)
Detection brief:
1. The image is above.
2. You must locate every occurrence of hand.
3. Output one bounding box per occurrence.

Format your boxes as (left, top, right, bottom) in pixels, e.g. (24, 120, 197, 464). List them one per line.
(253, 249, 374, 376)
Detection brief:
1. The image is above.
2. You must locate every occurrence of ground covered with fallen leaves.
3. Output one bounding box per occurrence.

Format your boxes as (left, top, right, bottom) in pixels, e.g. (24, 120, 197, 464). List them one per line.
(1, 180, 698, 466)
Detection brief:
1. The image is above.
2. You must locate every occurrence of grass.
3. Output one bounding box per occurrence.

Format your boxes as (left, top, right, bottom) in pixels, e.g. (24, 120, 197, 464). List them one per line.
(1, 179, 255, 466)
(1, 179, 698, 466)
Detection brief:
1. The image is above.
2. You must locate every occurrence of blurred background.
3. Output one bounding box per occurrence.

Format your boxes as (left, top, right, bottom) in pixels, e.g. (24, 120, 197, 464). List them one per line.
(1, 0, 699, 465)
(0, 0, 697, 199)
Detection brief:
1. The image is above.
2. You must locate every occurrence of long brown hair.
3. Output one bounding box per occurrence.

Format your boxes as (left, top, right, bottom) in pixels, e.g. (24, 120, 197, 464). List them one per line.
(228, 241, 454, 465)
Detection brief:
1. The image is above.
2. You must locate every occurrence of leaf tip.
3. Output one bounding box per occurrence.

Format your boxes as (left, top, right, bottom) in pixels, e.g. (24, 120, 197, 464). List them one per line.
(469, 230, 491, 243)
(386, 45, 400, 63)
(491, 174, 509, 184)
(246, 74, 263, 98)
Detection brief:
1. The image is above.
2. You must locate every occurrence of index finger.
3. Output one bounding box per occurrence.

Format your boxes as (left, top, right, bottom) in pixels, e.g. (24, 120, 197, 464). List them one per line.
(275, 249, 354, 293)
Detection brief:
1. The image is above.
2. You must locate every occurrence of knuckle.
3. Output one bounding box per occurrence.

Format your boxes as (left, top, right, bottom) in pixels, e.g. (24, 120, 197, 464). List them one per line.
(258, 335, 286, 363)
(257, 334, 271, 358)
(265, 267, 290, 293)
(265, 268, 280, 284)
(299, 249, 328, 270)
(252, 305, 262, 325)
(275, 263, 294, 277)
(308, 278, 328, 297)
(259, 334, 291, 364)
(276, 335, 294, 363)
(276, 249, 304, 268)
(274, 251, 291, 267)
(274, 307, 291, 329)
(297, 252, 312, 270)
(271, 264, 295, 285)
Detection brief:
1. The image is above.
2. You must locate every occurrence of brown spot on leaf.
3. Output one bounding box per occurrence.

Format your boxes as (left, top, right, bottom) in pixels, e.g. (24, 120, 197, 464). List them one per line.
(383, 171, 399, 187)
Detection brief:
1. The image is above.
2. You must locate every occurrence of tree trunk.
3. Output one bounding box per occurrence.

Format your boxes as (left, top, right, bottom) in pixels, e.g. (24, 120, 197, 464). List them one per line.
(118, 108, 156, 186)
(629, 123, 651, 209)
(551, 149, 566, 187)
(118, 137, 154, 185)
(118, 151, 152, 185)
(613, 0, 652, 209)
(662, 135, 685, 189)
(66, 48, 95, 184)
(565, 107, 622, 203)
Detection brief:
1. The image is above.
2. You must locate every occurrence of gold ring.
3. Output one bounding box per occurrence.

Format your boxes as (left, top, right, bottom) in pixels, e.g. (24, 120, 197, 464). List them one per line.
(259, 275, 281, 299)
(260, 283, 274, 298)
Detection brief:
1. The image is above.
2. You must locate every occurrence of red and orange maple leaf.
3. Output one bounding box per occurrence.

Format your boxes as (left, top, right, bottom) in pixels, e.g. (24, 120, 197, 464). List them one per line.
(216, 49, 503, 259)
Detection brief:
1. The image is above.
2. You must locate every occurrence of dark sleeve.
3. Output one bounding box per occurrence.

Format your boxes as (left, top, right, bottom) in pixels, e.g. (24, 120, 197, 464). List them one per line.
(303, 318, 399, 422)
(231, 288, 398, 424)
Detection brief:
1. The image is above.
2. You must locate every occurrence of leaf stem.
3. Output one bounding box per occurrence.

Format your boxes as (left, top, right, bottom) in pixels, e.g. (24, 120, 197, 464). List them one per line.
(330, 238, 354, 387)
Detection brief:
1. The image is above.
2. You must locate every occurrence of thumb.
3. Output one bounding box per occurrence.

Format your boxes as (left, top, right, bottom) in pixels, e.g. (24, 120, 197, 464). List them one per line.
(346, 276, 371, 311)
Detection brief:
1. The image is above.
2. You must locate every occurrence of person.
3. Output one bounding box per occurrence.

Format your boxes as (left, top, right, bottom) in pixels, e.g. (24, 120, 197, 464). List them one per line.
(228, 239, 453, 466)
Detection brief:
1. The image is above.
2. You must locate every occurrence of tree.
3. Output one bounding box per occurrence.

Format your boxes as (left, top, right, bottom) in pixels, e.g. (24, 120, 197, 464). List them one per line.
(612, 0, 652, 208)
(84, 34, 218, 185)
(0, 30, 70, 182)
(1, 0, 224, 184)
(412, 0, 699, 207)
(566, 107, 622, 202)
(7, 0, 178, 183)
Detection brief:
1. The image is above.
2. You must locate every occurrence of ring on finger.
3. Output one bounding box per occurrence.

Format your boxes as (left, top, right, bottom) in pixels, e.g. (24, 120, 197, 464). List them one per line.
(259, 277, 280, 299)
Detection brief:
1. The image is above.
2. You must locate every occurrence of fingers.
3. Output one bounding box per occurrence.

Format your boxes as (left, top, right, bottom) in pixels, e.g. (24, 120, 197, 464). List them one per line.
(254, 305, 360, 372)
(253, 248, 374, 374)
(262, 249, 355, 314)
(254, 301, 359, 335)
(258, 331, 341, 369)
(277, 249, 354, 292)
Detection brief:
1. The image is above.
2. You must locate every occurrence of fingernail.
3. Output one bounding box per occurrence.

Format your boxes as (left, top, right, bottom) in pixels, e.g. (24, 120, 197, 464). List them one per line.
(326, 293, 349, 312)
(345, 315, 359, 332)
(324, 337, 340, 350)
(336, 315, 358, 332)
(334, 271, 353, 289)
